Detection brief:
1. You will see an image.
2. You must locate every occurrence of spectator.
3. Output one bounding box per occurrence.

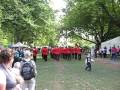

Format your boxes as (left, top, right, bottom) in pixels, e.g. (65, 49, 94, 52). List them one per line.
(109, 47, 112, 55)
(21, 50, 37, 90)
(99, 48, 103, 58)
(103, 46, 107, 58)
(0, 49, 18, 90)
(111, 46, 117, 61)
(117, 46, 120, 56)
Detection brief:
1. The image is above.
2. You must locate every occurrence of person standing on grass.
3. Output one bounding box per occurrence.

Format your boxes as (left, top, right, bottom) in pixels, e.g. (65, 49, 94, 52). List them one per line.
(103, 46, 107, 58)
(85, 53, 92, 71)
(99, 48, 103, 58)
(33, 47, 38, 62)
(109, 47, 112, 55)
(76, 47, 82, 60)
(41, 47, 49, 62)
(62, 47, 66, 60)
(21, 50, 37, 90)
(71, 47, 74, 59)
(117, 46, 120, 56)
(50, 47, 54, 59)
(74, 47, 78, 60)
(111, 46, 117, 62)
(65, 47, 69, 60)
(55, 47, 61, 61)
(67, 47, 71, 60)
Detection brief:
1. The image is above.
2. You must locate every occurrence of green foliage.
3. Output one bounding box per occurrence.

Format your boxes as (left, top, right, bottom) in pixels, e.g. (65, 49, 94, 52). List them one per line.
(62, 0, 120, 49)
(0, 0, 57, 46)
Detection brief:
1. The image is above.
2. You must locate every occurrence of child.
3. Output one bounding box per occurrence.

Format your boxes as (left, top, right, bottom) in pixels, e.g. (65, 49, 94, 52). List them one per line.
(85, 53, 92, 71)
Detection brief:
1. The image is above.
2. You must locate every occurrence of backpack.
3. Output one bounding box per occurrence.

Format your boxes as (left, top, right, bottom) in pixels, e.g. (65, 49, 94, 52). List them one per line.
(20, 60, 35, 80)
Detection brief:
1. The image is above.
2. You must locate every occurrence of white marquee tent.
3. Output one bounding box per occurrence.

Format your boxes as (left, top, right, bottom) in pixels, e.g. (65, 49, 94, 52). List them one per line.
(11, 42, 28, 48)
(101, 36, 120, 54)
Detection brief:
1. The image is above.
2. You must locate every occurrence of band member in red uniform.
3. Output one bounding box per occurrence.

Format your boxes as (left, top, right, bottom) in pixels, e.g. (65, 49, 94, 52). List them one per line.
(51, 47, 55, 59)
(50, 47, 54, 59)
(66, 47, 71, 60)
(68, 47, 72, 60)
(41, 47, 49, 62)
(54, 47, 61, 61)
(77, 47, 82, 60)
(71, 47, 75, 59)
(33, 47, 38, 62)
(62, 47, 65, 59)
(74, 47, 78, 60)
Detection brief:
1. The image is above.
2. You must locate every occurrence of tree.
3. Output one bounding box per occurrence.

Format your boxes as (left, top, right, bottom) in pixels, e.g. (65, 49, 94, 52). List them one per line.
(0, 0, 57, 45)
(62, 0, 120, 49)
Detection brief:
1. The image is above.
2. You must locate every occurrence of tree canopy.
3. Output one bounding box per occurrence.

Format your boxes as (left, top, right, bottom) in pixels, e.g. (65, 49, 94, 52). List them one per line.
(62, 0, 120, 48)
(0, 0, 120, 47)
(0, 0, 57, 46)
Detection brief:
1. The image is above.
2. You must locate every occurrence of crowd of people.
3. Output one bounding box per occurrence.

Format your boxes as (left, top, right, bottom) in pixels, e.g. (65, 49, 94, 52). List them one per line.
(3, 44, 119, 90)
(0, 44, 119, 90)
(98, 46, 120, 61)
(41, 46, 93, 71)
(41, 46, 82, 62)
(0, 47, 37, 90)
(0, 45, 84, 90)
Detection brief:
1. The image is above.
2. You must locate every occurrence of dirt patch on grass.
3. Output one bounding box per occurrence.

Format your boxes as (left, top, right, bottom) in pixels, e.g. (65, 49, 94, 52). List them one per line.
(95, 58, 120, 69)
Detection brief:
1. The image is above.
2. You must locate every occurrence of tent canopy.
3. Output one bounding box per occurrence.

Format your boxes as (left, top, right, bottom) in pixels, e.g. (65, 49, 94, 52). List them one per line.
(101, 36, 120, 54)
(11, 42, 28, 48)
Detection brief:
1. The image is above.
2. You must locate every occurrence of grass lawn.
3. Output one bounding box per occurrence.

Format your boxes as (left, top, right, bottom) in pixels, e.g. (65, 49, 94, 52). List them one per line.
(36, 57, 120, 90)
